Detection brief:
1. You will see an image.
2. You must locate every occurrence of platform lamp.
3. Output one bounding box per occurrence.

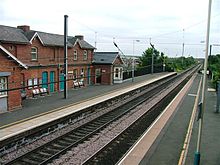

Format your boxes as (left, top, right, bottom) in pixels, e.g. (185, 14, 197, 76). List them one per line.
(194, 0, 212, 164)
(150, 42, 155, 74)
(64, 15, 68, 99)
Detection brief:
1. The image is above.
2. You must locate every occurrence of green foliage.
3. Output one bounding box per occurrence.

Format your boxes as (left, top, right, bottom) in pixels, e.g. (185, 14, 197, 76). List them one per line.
(139, 47, 196, 72)
(208, 54, 220, 85)
(166, 56, 196, 72)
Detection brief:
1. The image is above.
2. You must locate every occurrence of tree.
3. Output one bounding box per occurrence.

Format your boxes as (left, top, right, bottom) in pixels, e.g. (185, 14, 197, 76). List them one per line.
(208, 54, 220, 85)
(139, 47, 161, 67)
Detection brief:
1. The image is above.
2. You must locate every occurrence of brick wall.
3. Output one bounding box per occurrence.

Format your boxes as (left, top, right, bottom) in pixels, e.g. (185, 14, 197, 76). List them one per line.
(0, 50, 23, 111)
(92, 65, 113, 85)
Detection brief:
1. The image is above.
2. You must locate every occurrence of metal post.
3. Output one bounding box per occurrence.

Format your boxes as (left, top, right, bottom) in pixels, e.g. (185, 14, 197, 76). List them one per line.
(209, 45, 212, 56)
(64, 15, 68, 99)
(216, 82, 220, 113)
(132, 57, 135, 82)
(132, 40, 139, 82)
(194, 0, 212, 164)
(182, 29, 185, 66)
(150, 43, 154, 74)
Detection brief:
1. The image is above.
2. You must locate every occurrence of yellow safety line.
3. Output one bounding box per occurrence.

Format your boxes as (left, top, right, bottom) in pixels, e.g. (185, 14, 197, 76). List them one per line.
(178, 75, 202, 165)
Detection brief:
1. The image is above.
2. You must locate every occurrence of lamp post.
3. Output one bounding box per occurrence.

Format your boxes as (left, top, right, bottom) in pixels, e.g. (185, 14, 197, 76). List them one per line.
(132, 40, 140, 82)
(150, 42, 155, 74)
(194, 0, 212, 164)
(64, 15, 68, 99)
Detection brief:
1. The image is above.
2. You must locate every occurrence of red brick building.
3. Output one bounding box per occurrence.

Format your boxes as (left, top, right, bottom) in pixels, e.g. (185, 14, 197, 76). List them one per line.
(0, 45, 28, 112)
(0, 25, 95, 112)
(92, 52, 124, 85)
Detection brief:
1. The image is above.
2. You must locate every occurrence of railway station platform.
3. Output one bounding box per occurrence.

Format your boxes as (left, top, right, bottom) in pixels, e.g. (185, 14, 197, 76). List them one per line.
(0, 72, 175, 142)
(119, 73, 220, 165)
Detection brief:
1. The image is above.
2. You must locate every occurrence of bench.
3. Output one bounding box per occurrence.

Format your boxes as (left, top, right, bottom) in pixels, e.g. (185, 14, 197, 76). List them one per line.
(73, 80, 84, 88)
(73, 80, 80, 88)
(78, 81, 84, 87)
(32, 88, 48, 97)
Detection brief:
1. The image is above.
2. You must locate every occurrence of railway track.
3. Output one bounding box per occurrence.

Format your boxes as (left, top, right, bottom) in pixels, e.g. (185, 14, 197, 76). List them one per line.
(3, 67, 198, 165)
(83, 72, 190, 165)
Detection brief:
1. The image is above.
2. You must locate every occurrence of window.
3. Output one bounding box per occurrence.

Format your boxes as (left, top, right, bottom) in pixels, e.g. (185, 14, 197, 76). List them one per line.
(81, 68, 84, 78)
(33, 78, 38, 88)
(28, 79, 33, 89)
(0, 77, 7, 96)
(115, 68, 119, 78)
(31, 47, 38, 61)
(74, 50, 78, 60)
(83, 50, 88, 60)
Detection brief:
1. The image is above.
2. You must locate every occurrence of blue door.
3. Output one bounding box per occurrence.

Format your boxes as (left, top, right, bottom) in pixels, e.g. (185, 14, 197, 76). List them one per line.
(87, 68, 91, 85)
(50, 71, 55, 92)
(42, 71, 48, 89)
(59, 73, 64, 91)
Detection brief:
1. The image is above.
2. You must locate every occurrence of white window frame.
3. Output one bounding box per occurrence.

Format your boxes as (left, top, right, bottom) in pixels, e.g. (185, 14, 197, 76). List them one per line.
(28, 79, 33, 89)
(0, 77, 7, 97)
(33, 78, 38, 88)
(81, 68, 84, 78)
(74, 50, 78, 60)
(31, 47, 38, 61)
(83, 50, 88, 60)
(114, 67, 123, 79)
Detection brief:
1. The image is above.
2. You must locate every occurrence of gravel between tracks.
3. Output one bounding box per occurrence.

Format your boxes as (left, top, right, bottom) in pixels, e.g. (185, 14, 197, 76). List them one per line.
(1, 86, 146, 164)
(50, 78, 181, 165)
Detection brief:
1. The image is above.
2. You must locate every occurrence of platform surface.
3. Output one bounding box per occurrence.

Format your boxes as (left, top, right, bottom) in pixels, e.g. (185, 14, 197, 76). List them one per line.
(0, 72, 175, 141)
(137, 73, 220, 165)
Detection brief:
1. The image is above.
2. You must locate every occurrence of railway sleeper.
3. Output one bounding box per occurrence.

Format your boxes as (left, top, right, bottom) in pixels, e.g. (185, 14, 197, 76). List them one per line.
(77, 129, 90, 134)
(84, 125, 99, 130)
(56, 140, 72, 146)
(62, 136, 75, 142)
(51, 143, 65, 149)
(93, 121, 107, 125)
(38, 151, 52, 157)
(73, 131, 88, 136)
(20, 158, 39, 165)
(81, 128, 97, 133)
(44, 147, 60, 153)
(14, 161, 27, 165)
(68, 134, 82, 139)
(28, 153, 45, 161)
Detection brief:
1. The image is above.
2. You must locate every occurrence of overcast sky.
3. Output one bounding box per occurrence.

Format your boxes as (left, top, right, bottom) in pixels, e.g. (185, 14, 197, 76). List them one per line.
(1, 0, 220, 58)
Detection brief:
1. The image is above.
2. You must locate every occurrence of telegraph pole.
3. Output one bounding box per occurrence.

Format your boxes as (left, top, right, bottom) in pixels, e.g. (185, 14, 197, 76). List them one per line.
(64, 15, 68, 99)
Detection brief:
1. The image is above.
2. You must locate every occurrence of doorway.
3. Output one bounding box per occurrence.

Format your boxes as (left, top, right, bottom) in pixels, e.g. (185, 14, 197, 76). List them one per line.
(95, 68, 101, 84)
(50, 71, 55, 92)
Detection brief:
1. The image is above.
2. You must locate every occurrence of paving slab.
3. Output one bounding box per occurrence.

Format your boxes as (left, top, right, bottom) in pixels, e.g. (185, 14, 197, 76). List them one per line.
(0, 73, 172, 127)
(140, 73, 220, 165)
(140, 73, 201, 165)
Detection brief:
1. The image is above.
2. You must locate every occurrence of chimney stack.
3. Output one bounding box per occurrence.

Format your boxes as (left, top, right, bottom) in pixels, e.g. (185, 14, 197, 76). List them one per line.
(17, 25, 30, 32)
(75, 35, 84, 40)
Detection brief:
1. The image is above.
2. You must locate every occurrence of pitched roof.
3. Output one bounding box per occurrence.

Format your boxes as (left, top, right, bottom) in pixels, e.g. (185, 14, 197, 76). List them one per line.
(25, 31, 73, 47)
(68, 36, 95, 49)
(78, 40, 95, 49)
(93, 52, 120, 64)
(0, 45, 28, 69)
(0, 25, 29, 44)
(0, 25, 95, 49)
